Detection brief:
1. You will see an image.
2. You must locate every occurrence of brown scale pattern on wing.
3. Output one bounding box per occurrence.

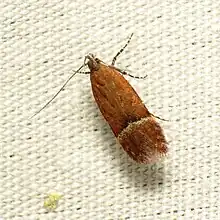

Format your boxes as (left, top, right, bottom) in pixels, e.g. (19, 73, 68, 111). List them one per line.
(118, 117, 167, 164)
(90, 63, 150, 136)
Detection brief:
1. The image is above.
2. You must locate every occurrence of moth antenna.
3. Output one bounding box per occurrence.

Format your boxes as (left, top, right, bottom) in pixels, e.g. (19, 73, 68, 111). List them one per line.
(30, 64, 86, 119)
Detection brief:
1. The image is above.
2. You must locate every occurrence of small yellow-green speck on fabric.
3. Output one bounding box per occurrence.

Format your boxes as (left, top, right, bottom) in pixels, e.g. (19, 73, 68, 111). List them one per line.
(43, 193, 62, 211)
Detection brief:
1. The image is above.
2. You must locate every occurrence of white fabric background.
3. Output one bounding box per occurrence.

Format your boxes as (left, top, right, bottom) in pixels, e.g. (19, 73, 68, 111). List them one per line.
(1, 0, 219, 219)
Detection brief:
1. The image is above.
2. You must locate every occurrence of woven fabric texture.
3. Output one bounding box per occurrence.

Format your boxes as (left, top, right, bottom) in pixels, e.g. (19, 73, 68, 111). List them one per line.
(1, 0, 220, 219)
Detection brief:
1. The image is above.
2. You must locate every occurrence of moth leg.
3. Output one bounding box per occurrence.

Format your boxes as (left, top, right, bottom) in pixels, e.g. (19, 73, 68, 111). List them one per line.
(111, 33, 133, 66)
(111, 66, 147, 79)
(78, 71, 90, 75)
(71, 70, 90, 74)
(150, 113, 169, 122)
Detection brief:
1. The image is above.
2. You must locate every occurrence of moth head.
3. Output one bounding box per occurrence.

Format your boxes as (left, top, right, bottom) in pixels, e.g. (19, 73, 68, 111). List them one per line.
(85, 53, 101, 71)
